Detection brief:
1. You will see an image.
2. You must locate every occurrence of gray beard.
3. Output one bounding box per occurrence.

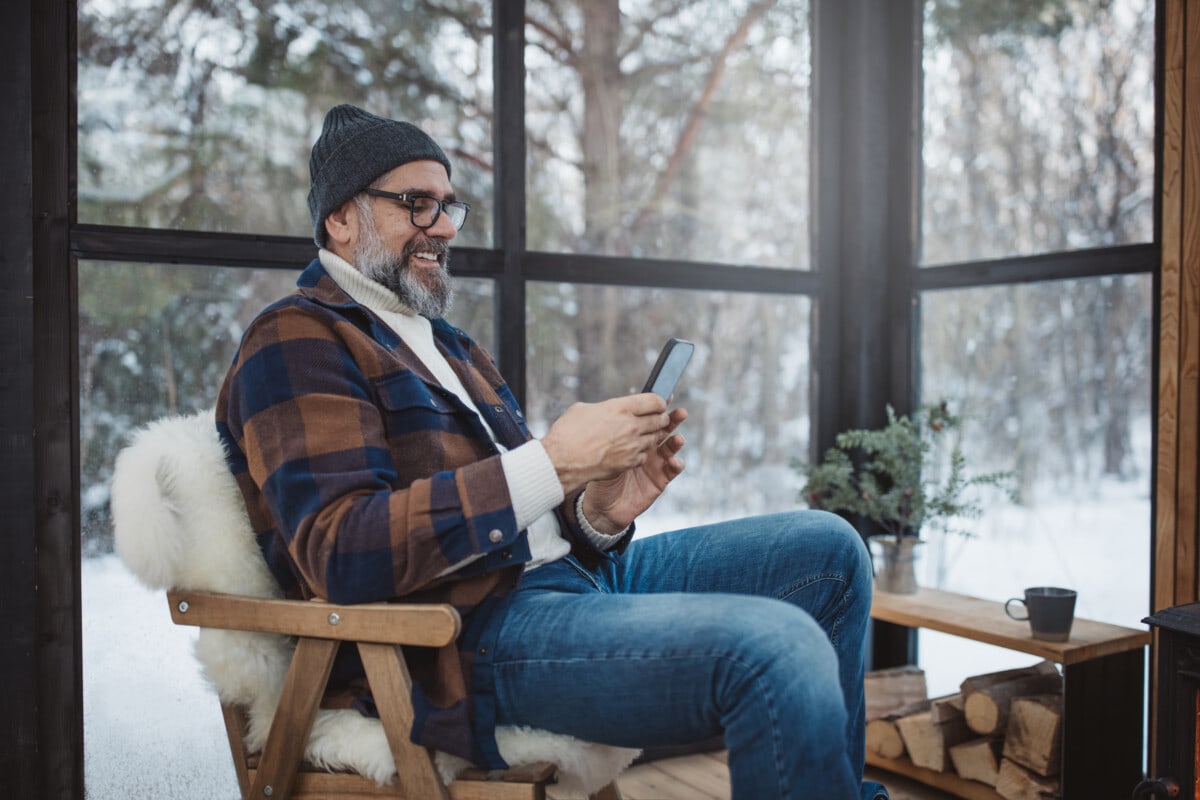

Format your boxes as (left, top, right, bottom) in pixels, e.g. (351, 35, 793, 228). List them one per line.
(354, 196, 453, 318)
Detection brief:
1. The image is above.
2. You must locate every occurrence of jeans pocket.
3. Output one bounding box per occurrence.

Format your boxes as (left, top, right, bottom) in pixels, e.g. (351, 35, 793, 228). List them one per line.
(561, 554, 604, 592)
(516, 554, 603, 593)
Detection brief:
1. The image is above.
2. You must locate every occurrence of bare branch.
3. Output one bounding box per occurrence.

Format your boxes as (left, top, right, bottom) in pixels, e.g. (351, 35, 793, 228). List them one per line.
(446, 146, 493, 174)
(629, 0, 779, 236)
(422, 1, 492, 38)
(526, 14, 579, 69)
(618, 0, 692, 61)
(625, 54, 708, 86)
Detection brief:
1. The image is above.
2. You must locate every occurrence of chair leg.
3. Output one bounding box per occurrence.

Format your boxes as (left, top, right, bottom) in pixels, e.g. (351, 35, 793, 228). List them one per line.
(589, 782, 624, 800)
(358, 642, 452, 800)
(219, 704, 252, 799)
(249, 636, 339, 800)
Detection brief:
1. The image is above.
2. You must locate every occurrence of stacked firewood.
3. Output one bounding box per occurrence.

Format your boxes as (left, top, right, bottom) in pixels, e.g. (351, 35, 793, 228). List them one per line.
(864, 662, 1065, 800)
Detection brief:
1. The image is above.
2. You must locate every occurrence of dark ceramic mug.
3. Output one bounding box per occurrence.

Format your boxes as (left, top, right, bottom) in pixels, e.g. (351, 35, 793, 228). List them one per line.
(1004, 586, 1077, 642)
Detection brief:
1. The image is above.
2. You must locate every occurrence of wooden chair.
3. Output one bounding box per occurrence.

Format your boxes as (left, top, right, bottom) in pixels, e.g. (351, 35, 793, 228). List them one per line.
(110, 410, 628, 800)
(167, 588, 622, 800)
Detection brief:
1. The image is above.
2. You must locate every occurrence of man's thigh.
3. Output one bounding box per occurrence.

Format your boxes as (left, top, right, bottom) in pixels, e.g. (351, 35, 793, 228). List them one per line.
(490, 585, 839, 749)
(606, 510, 869, 612)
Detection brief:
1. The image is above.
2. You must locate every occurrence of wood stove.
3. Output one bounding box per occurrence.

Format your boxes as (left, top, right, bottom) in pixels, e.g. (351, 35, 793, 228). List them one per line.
(1139, 603, 1200, 799)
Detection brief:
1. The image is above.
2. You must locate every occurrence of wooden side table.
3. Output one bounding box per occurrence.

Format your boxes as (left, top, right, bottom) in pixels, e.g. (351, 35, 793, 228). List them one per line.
(868, 587, 1151, 800)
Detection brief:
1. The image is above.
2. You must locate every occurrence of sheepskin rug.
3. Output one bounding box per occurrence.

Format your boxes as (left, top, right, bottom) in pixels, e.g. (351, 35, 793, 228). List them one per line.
(109, 410, 639, 797)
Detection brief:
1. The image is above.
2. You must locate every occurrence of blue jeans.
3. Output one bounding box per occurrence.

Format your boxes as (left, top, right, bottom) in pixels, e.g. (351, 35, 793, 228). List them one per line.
(484, 509, 887, 800)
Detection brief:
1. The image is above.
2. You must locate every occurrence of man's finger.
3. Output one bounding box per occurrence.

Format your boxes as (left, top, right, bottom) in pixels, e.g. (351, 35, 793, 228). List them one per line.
(664, 408, 688, 435)
(625, 392, 669, 415)
(631, 411, 671, 435)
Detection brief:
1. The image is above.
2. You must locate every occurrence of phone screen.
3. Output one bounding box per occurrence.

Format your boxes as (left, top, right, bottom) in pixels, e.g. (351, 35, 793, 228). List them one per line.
(643, 339, 694, 400)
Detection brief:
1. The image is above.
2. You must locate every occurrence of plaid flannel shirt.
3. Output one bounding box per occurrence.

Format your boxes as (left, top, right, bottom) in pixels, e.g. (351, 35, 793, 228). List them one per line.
(215, 258, 632, 767)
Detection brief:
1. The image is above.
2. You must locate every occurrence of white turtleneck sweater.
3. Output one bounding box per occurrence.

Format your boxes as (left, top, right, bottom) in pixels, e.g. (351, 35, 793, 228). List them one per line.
(318, 249, 620, 572)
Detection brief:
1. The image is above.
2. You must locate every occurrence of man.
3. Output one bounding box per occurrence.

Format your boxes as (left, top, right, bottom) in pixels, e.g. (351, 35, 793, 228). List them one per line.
(216, 104, 887, 800)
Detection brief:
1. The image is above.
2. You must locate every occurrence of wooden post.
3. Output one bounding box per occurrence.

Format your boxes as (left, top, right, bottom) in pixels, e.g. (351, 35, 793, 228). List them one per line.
(1156, 0, 1200, 617)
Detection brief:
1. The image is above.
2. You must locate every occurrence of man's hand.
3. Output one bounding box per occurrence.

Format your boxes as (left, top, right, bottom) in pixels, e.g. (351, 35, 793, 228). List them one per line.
(541, 393, 675, 496)
(581, 405, 687, 533)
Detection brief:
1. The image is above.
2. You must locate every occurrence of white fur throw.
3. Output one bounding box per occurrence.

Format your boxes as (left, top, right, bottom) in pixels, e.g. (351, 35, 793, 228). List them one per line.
(109, 410, 638, 797)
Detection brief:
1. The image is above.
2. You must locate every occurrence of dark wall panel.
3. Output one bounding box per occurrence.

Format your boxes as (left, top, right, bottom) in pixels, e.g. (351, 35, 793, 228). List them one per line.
(0, 1, 40, 795)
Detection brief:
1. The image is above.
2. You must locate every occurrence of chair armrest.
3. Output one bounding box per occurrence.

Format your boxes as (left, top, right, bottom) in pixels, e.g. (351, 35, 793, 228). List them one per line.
(166, 589, 461, 647)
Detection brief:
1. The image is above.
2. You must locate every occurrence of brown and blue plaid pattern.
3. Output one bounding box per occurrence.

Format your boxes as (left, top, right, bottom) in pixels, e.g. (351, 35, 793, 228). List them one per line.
(216, 259, 631, 766)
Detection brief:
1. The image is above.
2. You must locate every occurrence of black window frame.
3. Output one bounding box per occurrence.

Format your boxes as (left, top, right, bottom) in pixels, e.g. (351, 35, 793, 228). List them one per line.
(2, 0, 1161, 795)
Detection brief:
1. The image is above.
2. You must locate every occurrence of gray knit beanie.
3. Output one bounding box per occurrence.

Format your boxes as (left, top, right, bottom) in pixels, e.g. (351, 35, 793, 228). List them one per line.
(307, 104, 452, 246)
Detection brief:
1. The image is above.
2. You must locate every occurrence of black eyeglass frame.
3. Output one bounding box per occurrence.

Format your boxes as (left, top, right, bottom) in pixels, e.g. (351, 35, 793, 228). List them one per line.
(363, 188, 471, 231)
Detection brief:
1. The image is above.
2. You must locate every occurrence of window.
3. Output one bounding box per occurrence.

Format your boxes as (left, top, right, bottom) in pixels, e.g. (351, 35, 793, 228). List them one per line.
(78, 2, 819, 791)
(64, 0, 1158, 793)
(921, 0, 1154, 264)
(525, 0, 812, 267)
(526, 284, 813, 532)
(78, 258, 495, 793)
(77, 0, 496, 247)
(915, 0, 1156, 694)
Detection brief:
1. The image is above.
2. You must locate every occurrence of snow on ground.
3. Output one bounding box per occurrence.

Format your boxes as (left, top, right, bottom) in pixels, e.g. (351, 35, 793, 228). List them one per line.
(82, 479, 1150, 796)
(83, 555, 239, 799)
(914, 479, 1150, 696)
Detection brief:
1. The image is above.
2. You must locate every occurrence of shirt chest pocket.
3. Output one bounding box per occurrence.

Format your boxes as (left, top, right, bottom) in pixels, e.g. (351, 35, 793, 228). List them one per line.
(371, 371, 464, 439)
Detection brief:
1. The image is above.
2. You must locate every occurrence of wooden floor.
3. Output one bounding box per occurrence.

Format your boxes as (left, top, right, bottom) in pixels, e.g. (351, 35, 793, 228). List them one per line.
(547, 751, 959, 800)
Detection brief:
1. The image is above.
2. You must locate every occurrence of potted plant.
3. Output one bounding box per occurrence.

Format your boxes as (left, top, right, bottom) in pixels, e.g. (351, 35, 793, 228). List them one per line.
(797, 402, 1015, 594)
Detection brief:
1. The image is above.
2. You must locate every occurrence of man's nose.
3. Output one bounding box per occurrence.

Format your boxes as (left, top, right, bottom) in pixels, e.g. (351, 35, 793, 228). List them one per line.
(430, 207, 459, 239)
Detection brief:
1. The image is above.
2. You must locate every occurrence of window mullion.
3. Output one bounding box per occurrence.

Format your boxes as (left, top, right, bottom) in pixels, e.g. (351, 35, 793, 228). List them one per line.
(493, 0, 528, 406)
(812, 0, 923, 669)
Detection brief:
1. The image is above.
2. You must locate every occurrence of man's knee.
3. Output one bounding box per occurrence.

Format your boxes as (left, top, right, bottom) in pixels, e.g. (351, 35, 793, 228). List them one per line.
(825, 512, 873, 595)
(771, 509, 873, 597)
(721, 614, 847, 727)
(718, 601, 842, 688)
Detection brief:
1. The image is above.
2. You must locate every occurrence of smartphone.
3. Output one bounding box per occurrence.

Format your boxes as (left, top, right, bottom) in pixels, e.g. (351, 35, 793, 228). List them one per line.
(642, 338, 695, 401)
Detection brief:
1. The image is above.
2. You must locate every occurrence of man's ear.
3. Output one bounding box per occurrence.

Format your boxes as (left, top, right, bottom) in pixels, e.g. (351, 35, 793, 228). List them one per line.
(323, 198, 359, 253)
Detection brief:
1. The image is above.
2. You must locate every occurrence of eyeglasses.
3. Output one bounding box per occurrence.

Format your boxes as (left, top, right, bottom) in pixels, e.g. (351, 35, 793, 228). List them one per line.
(363, 189, 470, 231)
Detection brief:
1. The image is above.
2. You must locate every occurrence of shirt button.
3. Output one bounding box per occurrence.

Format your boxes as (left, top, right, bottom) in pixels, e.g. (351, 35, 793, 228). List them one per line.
(493, 405, 504, 414)
(488, 529, 504, 543)
(479, 647, 487, 655)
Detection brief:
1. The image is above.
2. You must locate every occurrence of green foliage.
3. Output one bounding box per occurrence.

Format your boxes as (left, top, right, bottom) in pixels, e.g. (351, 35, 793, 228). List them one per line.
(797, 402, 1016, 539)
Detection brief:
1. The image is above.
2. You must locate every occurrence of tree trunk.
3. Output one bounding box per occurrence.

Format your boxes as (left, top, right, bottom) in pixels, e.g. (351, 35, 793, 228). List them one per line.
(574, 0, 624, 402)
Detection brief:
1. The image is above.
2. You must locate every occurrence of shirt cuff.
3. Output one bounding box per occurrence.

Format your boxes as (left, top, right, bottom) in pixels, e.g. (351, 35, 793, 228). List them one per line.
(501, 440, 565, 531)
(575, 489, 629, 550)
